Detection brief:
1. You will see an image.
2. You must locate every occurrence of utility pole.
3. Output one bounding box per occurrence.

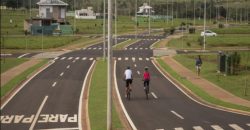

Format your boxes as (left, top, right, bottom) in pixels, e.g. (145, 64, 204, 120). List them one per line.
(135, 0, 137, 39)
(103, 0, 106, 60)
(107, 0, 112, 129)
(226, 0, 228, 25)
(172, 0, 174, 26)
(148, 0, 151, 35)
(193, 0, 195, 26)
(115, 0, 117, 45)
(203, 0, 206, 50)
(74, 0, 76, 35)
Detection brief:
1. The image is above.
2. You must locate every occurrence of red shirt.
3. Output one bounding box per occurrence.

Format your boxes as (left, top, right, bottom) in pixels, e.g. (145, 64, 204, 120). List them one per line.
(143, 72, 150, 80)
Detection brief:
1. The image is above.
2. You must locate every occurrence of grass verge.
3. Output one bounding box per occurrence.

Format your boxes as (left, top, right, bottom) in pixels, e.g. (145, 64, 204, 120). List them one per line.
(113, 39, 139, 50)
(174, 53, 250, 101)
(1, 58, 28, 73)
(1, 59, 49, 97)
(156, 58, 250, 112)
(88, 60, 123, 130)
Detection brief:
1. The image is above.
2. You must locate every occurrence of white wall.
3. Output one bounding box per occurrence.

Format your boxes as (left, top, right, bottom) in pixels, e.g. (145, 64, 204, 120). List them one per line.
(39, 6, 52, 18)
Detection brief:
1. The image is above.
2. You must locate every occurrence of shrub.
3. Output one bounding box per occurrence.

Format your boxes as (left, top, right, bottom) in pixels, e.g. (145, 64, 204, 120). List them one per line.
(218, 23, 224, 28)
(213, 21, 217, 24)
(186, 42, 191, 47)
(170, 27, 175, 35)
(189, 27, 196, 34)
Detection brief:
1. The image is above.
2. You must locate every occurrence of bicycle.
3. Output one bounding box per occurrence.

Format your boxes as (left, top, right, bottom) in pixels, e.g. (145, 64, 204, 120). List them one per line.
(126, 84, 132, 100)
(144, 80, 150, 100)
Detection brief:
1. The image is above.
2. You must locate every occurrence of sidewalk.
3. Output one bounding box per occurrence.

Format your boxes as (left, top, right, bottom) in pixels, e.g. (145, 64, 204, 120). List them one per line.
(1, 59, 42, 86)
(161, 56, 250, 108)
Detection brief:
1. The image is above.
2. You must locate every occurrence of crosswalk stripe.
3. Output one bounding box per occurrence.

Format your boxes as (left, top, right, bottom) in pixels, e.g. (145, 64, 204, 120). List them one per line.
(99, 48, 102, 50)
(145, 48, 148, 50)
(193, 126, 204, 130)
(82, 57, 87, 60)
(82, 48, 86, 50)
(88, 48, 92, 50)
(125, 57, 128, 61)
(68, 57, 73, 60)
(140, 48, 143, 50)
(89, 58, 94, 61)
(247, 123, 250, 126)
(129, 48, 133, 50)
(75, 57, 80, 60)
(54, 57, 59, 60)
(61, 57, 66, 60)
(174, 128, 184, 130)
(125, 48, 127, 50)
(135, 48, 138, 50)
(146, 58, 150, 61)
(211, 125, 224, 130)
(132, 57, 136, 62)
(93, 47, 96, 50)
(139, 58, 142, 61)
(229, 124, 244, 130)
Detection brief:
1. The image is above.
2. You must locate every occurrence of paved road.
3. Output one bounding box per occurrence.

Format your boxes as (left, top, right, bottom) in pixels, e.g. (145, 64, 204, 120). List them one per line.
(115, 37, 250, 130)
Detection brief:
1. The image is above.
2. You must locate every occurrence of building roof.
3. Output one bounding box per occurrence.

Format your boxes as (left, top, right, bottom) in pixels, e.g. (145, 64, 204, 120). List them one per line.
(37, 0, 68, 6)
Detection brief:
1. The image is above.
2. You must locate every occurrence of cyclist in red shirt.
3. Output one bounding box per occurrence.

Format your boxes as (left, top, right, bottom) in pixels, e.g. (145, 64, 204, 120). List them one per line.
(143, 67, 150, 92)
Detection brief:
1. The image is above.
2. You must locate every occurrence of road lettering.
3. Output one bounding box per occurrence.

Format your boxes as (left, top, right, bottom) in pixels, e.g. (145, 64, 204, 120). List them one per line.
(1, 114, 77, 124)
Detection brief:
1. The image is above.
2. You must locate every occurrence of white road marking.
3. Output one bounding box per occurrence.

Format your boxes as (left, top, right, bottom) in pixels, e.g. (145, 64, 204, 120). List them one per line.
(229, 124, 244, 130)
(82, 57, 87, 60)
(89, 58, 94, 61)
(193, 126, 204, 130)
(54, 57, 59, 60)
(29, 96, 48, 130)
(75, 57, 80, 60)
(82, 48, 86, 50)
(66, 65, 70, 69)
(135, 48, 138, 50)
(118, 57, 121, 61)
(18, 53, 30, 58)
(140, 48, 143, 50)
(99, 48, 102, 50)
(170, 110, 184, 119)
(139, 58, 142, 61)
(155, 129, 164, 130)
(72, 60, 76, 63)
(37, 128, 79, 130)
(88, 47, 92, 50)
(211, 125, 224, 130)
(134, 64, 137, 67)
(68, 57, 73, 60)
(137, 71, 140, 75)
(247, 123, 250, 126)
(129, 48, 133, 50)
(146, 58, 150, 61)
(60, 72, 64, 76)
(93, 47, 96, 50)
(125, 57, 128, 61)
(174, 128, 184, 130)
(132, 57, 136, 62)
(145, 48, 148, 50)
(151, 92, 158, 99)
(125, 48, 127, 50)
(61, 57, 66, 60)
(52, 82, 57, 87)
(0, 54, 12, 56)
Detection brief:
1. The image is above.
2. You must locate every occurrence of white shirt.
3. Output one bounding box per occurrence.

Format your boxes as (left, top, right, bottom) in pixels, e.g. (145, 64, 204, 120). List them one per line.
(124, 69, 132, 79)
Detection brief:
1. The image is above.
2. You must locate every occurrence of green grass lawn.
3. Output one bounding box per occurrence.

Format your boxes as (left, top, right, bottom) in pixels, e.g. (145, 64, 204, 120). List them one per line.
(88, 60, 123, 130)
(1, 59, 49, 97)
(1, 58, 28, 73)
(173, 53, 250, 101)
(156, 58, 250, 112)
(1, 36, 94, 50)
(212, 26, 250, 34)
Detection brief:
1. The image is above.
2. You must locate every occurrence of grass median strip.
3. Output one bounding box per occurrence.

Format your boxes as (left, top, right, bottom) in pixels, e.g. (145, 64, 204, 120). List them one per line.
(1, 59, 49, 97)
(1, 58, 28, 74)
(88, 60, 123, 130)
(113, 39, 139, 50)
(156, 58, 250, 112)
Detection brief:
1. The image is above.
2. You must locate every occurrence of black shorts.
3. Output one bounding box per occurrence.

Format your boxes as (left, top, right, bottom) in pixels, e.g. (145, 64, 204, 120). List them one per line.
(126, 79, 133, 87)
(144, 80, 150, 87)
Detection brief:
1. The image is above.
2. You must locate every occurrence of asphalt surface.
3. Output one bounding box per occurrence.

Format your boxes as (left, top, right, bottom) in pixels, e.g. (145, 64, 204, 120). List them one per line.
(115, 36, 250, 130)
(1, 34, 250, 130)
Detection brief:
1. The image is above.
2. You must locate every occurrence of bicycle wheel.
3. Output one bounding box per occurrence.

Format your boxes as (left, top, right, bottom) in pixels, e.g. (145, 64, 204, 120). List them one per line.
(145, 86, 149, 100)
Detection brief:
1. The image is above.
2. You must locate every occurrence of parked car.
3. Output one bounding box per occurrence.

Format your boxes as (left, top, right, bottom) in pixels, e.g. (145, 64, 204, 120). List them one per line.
(200, 30, 217, 37)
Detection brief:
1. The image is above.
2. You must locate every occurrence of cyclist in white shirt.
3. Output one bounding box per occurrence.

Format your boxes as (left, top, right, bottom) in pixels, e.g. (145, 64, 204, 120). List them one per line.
(124, 66, 133, 97)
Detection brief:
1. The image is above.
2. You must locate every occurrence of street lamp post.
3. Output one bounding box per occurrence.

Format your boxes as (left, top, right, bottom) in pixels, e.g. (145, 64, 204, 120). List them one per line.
(135, 0, 137, 39)
(107, 0, 112, 129)
(103, 0, 106, 60)
(203, 0, 206, 50)
(148, 0, 151, 35)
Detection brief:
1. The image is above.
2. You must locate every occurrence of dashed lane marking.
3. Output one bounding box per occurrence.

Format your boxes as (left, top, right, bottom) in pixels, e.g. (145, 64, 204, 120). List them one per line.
(170, 110, 184, 120)
(139, 58, 142, 61)
(52, 82, 57, 87)
(37, 128, 79, 130)
(132, 57, 136, 62)
(247, 123, 250, 126)
(75, 57, 80, 60)
(174, 128, 184, 130)
(137, 71, 140, 75)
(60, 72, 64, 77)
(146, 58, 150, 61)
(89, 58, 94, 61)
(125, 57, 128, 61)
(134, 64, 137, 67)
(82, 57, 87, 60)
(151, 92, 158, 99)
(61, 57, 66, 60)
(118, 58, 121, 61)
(68, 57, 73, 60)
(66, 65, 70, 69)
